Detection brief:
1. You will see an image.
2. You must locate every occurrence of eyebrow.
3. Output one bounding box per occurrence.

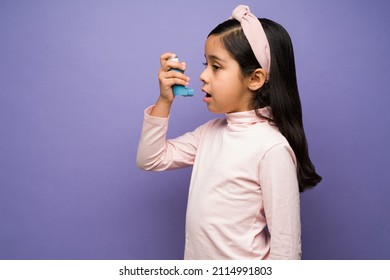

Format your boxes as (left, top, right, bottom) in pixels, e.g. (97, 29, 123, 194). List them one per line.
(204, 54, 226, 63)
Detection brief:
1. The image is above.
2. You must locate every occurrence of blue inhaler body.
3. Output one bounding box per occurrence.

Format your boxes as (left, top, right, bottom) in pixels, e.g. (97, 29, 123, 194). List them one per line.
(168, 56, 194, 97)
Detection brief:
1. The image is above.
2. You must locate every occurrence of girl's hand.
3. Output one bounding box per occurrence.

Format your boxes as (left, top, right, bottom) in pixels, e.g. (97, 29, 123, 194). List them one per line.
(150, 52, 190, 118)
(158, 52, 190, 103)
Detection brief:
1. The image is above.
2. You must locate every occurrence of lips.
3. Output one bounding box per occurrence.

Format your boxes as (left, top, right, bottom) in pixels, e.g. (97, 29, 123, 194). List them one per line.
(202, 88, 212, 103)
(201, 87, 212, 98)
(202, 93, 212, 103)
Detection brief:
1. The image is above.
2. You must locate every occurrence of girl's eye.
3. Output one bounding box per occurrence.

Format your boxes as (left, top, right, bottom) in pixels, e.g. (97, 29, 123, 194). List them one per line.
(202, 62, 221, 71)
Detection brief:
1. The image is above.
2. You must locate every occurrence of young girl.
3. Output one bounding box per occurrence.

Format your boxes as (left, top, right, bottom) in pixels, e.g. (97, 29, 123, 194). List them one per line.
(137, 5, 321, 260)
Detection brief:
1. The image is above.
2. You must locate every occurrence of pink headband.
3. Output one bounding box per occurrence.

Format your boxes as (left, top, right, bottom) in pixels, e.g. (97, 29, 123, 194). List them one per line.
(230, 5, 271, 78)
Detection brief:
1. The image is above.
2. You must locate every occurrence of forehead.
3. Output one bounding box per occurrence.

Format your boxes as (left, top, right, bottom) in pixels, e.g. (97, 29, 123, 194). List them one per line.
(204, 35, 232, 61)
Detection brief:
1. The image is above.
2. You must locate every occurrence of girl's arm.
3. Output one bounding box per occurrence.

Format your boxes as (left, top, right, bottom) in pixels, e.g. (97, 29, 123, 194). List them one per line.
(136, 52, 199, 171)
(260, 143, 302, 260)
(136, 106, 203, 171)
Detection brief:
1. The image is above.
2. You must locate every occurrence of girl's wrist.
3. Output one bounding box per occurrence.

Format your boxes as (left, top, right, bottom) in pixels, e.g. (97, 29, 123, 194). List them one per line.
(150, 96, 173, 118)
(157, 95, 173, 106)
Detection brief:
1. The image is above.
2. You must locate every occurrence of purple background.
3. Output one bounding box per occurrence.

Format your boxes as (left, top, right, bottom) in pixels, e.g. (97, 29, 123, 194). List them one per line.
(1, 0, 389, 260)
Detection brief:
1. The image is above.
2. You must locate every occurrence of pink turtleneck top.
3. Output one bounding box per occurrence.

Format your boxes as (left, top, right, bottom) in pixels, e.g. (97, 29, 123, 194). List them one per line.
(137, 106, 301, 260)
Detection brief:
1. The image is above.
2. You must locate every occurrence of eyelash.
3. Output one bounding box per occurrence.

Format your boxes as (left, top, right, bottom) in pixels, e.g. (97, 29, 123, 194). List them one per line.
(203, 62, 221, 70)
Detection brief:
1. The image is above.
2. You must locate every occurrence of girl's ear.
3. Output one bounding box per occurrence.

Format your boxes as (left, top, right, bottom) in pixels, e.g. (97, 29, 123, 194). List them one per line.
(248, 68, 267, 91)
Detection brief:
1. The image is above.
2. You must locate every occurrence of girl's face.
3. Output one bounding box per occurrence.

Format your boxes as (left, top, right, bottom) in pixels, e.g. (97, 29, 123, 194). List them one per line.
(200, 34, 253, 114)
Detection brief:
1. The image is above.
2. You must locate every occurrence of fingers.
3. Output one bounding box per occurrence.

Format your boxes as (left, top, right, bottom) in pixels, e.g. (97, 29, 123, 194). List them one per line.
(158, 52, 191, 100)
(158, 69, 190, 87)
(160, 52, 186, 72)
(160, 52, 175, 66)
(158, 52, 190, 85)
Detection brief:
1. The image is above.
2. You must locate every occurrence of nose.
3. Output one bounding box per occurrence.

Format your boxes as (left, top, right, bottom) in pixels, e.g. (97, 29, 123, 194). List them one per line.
(199, 67, 208, 84)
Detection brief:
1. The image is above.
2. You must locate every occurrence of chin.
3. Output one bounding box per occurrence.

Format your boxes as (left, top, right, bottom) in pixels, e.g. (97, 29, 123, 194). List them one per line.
(206, 104, 219, 114)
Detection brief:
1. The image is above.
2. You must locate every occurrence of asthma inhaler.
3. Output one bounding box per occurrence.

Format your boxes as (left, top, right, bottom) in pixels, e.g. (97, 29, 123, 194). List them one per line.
(168, 56, 194, 97)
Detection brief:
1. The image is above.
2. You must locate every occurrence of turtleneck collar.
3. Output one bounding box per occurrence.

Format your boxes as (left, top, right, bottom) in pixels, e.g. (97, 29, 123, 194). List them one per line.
(225, 107, 272, 131)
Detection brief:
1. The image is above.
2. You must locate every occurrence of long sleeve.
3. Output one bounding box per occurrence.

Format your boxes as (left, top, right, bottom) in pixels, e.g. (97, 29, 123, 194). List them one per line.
(259, 143, 301, 260)
(137, 107, 302, 260)
(136, 106, 202, 171)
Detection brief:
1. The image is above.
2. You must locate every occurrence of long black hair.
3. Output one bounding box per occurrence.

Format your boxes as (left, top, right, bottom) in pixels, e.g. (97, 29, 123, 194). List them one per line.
(209, 18, 321, 192)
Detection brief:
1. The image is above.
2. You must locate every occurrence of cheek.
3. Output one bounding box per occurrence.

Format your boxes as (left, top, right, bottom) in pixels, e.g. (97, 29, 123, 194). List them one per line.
(213, 73, 230, 90)
(217, 74, 242, 94)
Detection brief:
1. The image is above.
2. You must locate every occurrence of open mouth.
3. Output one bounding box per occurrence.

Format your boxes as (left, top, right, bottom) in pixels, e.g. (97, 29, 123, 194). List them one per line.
(201, 87, 212, 102)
